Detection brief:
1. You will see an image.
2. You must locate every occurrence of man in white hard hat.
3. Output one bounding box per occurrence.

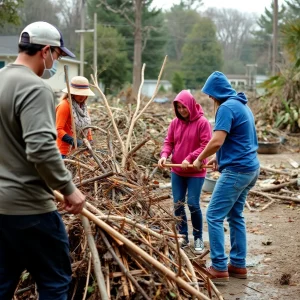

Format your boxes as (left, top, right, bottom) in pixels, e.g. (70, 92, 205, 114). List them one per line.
(0, 21, 85, 300)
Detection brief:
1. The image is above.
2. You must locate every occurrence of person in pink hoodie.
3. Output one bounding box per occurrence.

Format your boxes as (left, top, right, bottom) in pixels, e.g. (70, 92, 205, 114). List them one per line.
(158, 90, 212, 252)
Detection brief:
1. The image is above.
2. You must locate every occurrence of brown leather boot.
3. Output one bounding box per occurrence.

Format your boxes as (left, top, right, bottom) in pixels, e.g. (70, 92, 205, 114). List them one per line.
(206, 266, 229, 282)
(228, 264, 247, 279)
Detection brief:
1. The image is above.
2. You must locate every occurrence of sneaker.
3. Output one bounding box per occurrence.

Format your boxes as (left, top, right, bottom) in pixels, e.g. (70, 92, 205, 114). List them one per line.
(206, 266, 229, 283)
(178, 237, 190, 248)
(228, 264, 247, 279)
(194, 238, 204, 252)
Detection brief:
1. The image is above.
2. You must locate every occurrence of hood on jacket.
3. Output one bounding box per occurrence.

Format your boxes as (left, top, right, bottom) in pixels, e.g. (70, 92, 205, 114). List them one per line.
(201, 71, 248, 104)
(173, 90, 204, 122)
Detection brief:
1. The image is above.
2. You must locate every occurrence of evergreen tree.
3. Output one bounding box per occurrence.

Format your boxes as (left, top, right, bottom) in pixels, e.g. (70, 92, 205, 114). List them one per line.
(163, 4, 202, 80)
(251, 3, 286, 74)
(0, 0, 23, 27)
(172, 72, 185, 93)
(285, 0, 300, 19)
(253, 3, 286, 41)
(0, 0, 61, 35)
(85, 24, 130, 93)
(182, 17, 222, 89)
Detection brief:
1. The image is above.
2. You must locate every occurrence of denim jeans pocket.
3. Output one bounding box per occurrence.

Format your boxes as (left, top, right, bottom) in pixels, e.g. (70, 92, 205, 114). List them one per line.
(233, 172, 256, 191)
(218, 169, 234, 185)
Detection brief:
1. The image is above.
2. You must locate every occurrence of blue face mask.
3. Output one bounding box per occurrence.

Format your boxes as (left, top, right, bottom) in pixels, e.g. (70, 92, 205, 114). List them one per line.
(41, 51, 58, 79)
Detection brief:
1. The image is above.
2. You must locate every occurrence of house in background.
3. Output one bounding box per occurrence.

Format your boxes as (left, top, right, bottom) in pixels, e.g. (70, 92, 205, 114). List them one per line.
(226, 74, 248, 90)
(0, 35, 80, 92)
(226, 73, 269, 94)
(142, 79, 172, 98)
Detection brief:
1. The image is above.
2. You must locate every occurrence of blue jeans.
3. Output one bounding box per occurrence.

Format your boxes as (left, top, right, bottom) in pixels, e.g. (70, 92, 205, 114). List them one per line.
(206, 168, 260, 271)
(171, 172, 205, 241)
(0, 211, 72, 300)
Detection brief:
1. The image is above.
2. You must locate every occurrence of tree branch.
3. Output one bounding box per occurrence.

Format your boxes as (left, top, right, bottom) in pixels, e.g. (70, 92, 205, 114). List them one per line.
(98, 0, 135, 27)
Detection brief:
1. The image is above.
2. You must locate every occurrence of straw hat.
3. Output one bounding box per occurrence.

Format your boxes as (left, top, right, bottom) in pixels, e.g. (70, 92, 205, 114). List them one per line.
(62, 76, 95, 96)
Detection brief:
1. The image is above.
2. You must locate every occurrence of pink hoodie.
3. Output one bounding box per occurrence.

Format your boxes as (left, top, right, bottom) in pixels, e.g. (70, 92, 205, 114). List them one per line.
(161, 90, 212, 177)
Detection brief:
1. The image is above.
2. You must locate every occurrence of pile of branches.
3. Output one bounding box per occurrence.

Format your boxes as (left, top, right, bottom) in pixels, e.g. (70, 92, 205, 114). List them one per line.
(14, 59, 224, 300)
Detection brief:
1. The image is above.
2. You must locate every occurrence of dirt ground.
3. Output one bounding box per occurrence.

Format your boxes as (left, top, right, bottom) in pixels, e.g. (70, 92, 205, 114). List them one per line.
(182, 152, 300, 300)
(89, 98, 300, 299)
(145, 99, 300, 299)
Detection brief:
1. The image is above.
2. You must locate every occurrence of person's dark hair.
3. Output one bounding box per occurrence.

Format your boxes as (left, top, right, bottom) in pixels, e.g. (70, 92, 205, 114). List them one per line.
(18, 32, 55, 56)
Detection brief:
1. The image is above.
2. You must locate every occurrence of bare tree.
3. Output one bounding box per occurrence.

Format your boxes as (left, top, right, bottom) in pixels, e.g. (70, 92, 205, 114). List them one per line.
(0, 0, 61, 34)
(57, 0, 82, 53)
(165, 6, 201, 61)
(98, 0, 156, 98)
(205, 8, 257, 61)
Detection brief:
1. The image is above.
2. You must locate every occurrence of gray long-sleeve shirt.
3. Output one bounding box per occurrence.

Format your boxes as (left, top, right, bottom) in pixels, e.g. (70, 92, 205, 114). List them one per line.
(0, 64, 75, 215)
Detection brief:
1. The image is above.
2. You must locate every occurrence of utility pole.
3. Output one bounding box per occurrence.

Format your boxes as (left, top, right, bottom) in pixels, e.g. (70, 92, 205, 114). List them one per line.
(94, 13, 97, 73)
(246, 64, 258, 98)
(75, 1, 96, 77)
(80, 0, 85, 76)
(272, 0, 278, 75)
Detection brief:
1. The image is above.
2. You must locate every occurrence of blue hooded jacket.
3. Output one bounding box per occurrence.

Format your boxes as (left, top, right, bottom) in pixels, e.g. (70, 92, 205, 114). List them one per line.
(202, 71, 260, 172)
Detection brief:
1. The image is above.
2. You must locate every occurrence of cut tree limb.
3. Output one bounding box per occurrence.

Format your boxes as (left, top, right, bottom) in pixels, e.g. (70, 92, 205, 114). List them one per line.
(251, 190, 300, 203)
(90, 74, 126, 156)
(134, 56, 167, 121)
(260, 165, 291, 175)
(259, 179, 298, 192)
(54, 191, 210, 300)
(99, 230, 151, 300)
(81, 216, 108, 300)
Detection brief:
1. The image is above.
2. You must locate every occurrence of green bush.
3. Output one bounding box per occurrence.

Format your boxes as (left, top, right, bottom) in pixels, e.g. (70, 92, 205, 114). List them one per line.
(172, 72, 185, 93)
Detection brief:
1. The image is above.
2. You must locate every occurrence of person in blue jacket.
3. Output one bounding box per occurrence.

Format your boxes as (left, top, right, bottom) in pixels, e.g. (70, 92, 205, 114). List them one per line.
(193, 71, 260, 282)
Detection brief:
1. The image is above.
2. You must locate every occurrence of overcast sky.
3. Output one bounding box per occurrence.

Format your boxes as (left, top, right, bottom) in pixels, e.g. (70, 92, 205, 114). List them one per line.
(152, 0, 284, 15)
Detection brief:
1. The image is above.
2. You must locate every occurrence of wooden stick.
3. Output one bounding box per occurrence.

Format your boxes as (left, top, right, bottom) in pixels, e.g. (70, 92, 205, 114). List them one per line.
(63, 159, 95, 171)
(75, 171, 114, 187)
(83, 138, 106, 173)
(82, 252, 92, 300)
(259, 179, 298, 192)
(82, 125, 107, 134)
(245, 201, 254, 212)
(99, 230, 151, 300)
(269, 194, 300, 203)
(109, 270, 145, 278)
(250, 190, 300, 204)
(172, 223, 182, 278)
(122, 64, 146, 167)
(198, 249, 210, 259)
(279, 189, 294, 194)
(54, 191, 210, 300)
(259, 199, 276, 212)
(153, 163, 213, 168)
(81, 216, 109, 300)
(104, 261, 111, 299)
(122, 253, 135, 294)
(114, 246, 129, 297)
(90, 74, 126, 155)
(209, 279, 225, 300)
(260, 165, 291, 175)
(135, 56, 168, 121)
(126, 136, 151, 159)
(64, 65, 77, 149)
(94, 181, 98, 202)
